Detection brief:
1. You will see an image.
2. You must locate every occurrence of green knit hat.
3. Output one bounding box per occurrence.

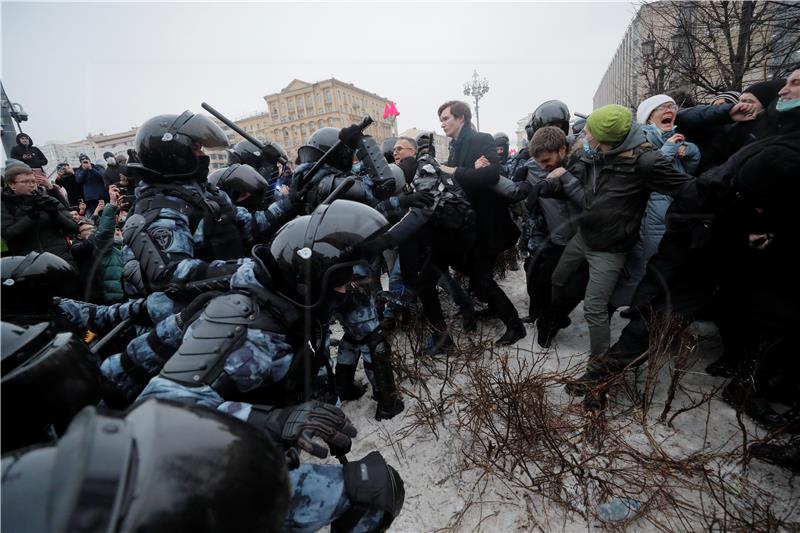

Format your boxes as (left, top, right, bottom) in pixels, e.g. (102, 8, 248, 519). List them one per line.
(586, 104, 633, 144)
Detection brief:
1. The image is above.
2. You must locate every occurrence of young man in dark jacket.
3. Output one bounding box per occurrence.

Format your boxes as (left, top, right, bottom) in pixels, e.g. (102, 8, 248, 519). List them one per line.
(75, 153, 109, 213)
(543, 105, 693, 377)
(437, 100, 526, 346)
(9, 133, 48, 170)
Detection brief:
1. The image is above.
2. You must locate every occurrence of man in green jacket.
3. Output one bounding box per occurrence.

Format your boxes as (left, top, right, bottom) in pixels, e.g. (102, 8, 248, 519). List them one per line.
(539, 105, 694, 384)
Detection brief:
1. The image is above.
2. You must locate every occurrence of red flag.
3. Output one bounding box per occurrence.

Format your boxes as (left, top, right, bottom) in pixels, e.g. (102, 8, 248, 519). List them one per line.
(382, 103, 391, 120)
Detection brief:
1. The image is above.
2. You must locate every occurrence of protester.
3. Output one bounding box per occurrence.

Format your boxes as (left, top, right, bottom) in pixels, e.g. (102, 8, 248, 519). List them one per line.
(1, 159, 79, 266)
(9, 133, 48, 170)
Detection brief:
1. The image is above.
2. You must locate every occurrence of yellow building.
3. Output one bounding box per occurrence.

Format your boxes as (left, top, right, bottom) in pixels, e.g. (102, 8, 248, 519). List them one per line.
(263, 78, 397, 159)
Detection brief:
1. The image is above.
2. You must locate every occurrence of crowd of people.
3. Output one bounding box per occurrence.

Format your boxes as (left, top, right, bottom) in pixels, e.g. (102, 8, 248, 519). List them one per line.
(1, 67, 798, 530)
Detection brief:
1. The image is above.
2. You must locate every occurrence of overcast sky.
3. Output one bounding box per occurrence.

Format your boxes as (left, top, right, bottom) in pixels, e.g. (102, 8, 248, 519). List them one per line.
(2, 1, 637, 147)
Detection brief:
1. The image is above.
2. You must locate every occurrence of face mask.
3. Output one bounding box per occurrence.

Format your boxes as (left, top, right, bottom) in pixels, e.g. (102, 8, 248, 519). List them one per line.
(776, 98, 800, 112)
(660, 125, 677, 140)
(113, 235, 124, 246)
(106, 156, 117, 166)
(195, 155, 211, 181)
(582, 138, 598, 159)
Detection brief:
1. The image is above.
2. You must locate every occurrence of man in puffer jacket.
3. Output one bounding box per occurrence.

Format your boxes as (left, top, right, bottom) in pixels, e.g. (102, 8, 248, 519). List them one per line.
(75, 153, 109, 214)
(542, 105, 693, 375)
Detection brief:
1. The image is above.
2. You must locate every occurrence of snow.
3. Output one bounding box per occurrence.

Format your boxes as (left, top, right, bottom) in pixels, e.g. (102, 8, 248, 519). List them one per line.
(338, 269, 799, 531)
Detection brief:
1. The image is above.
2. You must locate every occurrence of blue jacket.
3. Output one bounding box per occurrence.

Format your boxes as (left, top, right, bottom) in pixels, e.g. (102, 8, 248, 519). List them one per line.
(75, 165, 109, 202)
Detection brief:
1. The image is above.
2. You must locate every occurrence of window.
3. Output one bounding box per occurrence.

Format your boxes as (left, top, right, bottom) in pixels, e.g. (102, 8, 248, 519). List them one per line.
(316, 93, 322, 106)
(283, 128, 290, 144)
(318, 119, 324, 129)
(287, 99, 295, 113)
(306, 94, 313, 109)
(300, 124, 307, 135)
(324, 88, 332, 104)
(327, 118, 333, 126)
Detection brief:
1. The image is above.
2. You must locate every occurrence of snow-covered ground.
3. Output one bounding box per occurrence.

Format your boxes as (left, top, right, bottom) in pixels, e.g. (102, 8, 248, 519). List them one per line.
(339, 269, 799, 531)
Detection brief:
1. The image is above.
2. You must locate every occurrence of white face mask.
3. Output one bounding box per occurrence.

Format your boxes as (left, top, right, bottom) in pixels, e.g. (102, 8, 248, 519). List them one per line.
(106, 156, 117, 166)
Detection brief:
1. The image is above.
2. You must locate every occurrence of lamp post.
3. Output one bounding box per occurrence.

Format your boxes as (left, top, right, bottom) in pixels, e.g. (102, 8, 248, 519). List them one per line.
(463, 70, 489, 132)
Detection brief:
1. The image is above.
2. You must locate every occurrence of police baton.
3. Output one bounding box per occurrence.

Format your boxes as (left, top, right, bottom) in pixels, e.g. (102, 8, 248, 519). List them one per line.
(89, 317, 132, 355)
(200, 102, 289, 166)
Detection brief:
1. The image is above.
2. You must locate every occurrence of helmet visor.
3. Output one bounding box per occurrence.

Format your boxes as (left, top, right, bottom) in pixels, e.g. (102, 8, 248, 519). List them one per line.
(176, 113, 229, 149)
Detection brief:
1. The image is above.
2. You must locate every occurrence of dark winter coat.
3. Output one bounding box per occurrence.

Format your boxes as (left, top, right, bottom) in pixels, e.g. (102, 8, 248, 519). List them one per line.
(75, 164, 109, 202)
(9, 133, 48, 169)
(571, 123, 693, 253)
(1, 188, 79, 266)
(448, 125, 520, 255)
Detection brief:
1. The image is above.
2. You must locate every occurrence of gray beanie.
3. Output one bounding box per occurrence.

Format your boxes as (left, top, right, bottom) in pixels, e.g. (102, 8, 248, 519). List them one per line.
(3, 159, 33, 181)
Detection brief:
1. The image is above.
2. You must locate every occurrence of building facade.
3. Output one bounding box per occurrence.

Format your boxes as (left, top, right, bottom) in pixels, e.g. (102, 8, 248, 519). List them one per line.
(398, 128, 449, 162)
(263, 78, 397, 159)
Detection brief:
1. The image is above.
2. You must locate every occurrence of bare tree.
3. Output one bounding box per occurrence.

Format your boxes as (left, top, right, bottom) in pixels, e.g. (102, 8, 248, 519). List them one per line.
(639, 1, 800, 97)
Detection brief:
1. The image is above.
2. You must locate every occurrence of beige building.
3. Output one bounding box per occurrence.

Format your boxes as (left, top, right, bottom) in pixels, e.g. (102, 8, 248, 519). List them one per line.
(87, 128, 138, 157)
(264, 78, 397, 159)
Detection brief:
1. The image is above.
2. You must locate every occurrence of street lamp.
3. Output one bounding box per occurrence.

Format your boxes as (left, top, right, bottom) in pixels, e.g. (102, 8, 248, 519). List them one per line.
(463, 70, 489, 132)
(641, 34, 655, 59)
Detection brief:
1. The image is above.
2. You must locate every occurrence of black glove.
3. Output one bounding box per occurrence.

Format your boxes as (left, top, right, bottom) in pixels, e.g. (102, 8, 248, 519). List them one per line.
(396, 156, 418, 183)
(270, 401, 357, 458)
(526, 181, 543, 211)
(513, 165, 528, 182)
(176, 291, 222, 330)
(516, 180, 533, 197)
(398, 191, 434, 209)
(338, 124, 364, 150)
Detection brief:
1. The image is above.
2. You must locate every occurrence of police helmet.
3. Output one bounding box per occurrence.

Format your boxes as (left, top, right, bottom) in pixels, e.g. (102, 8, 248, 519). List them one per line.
(253, 200, 388, 310)
(1, 321, 102, 451)
(297, 127, 353, 172)
(572, 117, 587, 135)
(1, 400, 290, 533)
(381, 137, 398, 164)
(493, 132, 510, 147)
(385, 163, 406, 196)
(1, 252, 78, 314)
(208, 163, 268, 209)
(415, 132, 436, 158)
(526, 100, 571, 139)
(129, 111, 228, 181)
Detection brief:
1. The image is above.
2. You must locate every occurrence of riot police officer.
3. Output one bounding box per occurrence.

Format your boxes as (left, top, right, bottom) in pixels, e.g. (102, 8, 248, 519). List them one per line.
(494, 132, 511, 176)
(136, 199, 404, 419)
(122, 110, 300, 296)
(227, 138, 289, 207)
(2, 399, 404, 532)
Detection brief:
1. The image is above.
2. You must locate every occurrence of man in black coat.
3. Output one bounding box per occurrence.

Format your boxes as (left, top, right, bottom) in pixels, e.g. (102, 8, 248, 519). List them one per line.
(437, 100, 526, 346)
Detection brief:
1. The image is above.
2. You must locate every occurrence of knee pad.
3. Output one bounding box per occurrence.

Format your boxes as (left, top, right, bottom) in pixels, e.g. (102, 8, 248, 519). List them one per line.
(332, 451, 404, 533)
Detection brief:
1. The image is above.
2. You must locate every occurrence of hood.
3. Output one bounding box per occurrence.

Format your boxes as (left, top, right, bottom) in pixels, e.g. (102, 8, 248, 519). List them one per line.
(15, 133, 33, 146)
(601, 122, 647, 157)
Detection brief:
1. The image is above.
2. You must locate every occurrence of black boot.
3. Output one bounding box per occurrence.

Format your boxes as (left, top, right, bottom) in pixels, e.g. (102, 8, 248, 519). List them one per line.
(722, 380, 789, 430)
(496, 318, 527, 346)
(423, 331, 454, 356)
(536, 314, 571, 348)
(371, 338, 404, 420)
(749, 441, 800, 472)
(335, 364, 367, 401)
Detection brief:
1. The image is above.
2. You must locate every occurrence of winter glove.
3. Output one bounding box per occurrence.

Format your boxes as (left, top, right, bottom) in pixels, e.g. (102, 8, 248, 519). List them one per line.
(264, 401, 357, 458)
(525, 181, 542, 211)
(338, 124, 364, 150)
(516, 180, 533, 197)
(513, 165, 529, 182)
(397, 191, 434, 209)
(175, 291, 222, 331)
